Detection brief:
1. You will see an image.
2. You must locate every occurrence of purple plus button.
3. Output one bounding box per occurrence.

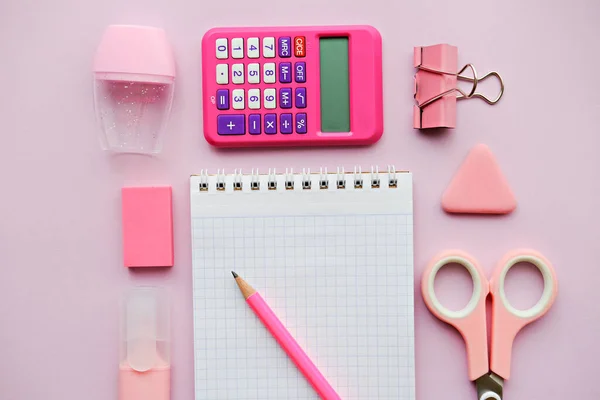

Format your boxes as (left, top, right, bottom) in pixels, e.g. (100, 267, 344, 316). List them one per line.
(248, 114, 261, 135)
(280, 88, 292, 109)
(295, 62, 306, 83)
(216, 89, 229, 110)
(278, 37, 291, 58)
(280, 113, 293, 134)
(217, 115, 245, 135)
(279, 62, 292, 83)
(264, 114, 277, 134)
(295, 88, 306, 108)
(296, 113, 307, 134)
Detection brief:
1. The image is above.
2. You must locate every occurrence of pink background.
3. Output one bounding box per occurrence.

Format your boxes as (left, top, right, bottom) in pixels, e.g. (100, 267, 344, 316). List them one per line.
(1, 0, 598, 399)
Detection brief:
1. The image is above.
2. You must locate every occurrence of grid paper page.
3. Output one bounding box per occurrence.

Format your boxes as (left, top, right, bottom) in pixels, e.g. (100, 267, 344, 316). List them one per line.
(190, 171, 415, 400)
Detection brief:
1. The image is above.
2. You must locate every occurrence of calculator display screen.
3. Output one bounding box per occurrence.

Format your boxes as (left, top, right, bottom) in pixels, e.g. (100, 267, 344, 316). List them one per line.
(319, 37, 351, 132)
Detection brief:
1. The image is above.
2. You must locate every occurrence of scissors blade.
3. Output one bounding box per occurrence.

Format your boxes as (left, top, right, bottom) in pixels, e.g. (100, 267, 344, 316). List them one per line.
(476, 372, 504, 400)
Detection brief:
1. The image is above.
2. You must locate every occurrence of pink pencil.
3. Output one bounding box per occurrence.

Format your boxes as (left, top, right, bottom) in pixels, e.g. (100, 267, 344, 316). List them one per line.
(232, 272, 341, 400)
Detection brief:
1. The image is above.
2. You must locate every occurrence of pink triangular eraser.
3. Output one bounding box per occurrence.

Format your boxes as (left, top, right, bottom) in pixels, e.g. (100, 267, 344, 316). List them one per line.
(442, 144, 517, 214)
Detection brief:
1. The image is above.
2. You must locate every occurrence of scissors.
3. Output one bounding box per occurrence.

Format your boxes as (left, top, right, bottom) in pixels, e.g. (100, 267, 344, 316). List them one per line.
(421, 249, 558, 400)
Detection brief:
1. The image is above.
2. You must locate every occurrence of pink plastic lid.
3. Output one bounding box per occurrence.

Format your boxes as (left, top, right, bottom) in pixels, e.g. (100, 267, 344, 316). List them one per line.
(94, 25, 176, 80)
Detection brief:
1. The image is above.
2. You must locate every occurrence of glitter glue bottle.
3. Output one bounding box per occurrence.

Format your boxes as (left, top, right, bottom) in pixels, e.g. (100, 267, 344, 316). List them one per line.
(93, 25, 175, 154)
(119, 287, 170, 400)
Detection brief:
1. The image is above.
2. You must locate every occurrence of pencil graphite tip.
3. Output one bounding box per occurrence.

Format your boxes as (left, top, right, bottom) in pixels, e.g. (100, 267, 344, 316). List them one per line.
(231, 271, 239, 278)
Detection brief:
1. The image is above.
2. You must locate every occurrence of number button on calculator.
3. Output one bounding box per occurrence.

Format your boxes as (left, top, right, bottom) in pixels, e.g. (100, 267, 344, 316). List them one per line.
(263, 37, 275, 58)
(232, 64, 244, 84)
(247, 37, 259, 58)
(248, 63, 260, 84)
(231, 38, 244, 58)
(263, 63, 276, 84)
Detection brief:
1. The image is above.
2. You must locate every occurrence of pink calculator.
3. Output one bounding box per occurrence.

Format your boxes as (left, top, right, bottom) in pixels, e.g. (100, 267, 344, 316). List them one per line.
(201, 25, 383, 148)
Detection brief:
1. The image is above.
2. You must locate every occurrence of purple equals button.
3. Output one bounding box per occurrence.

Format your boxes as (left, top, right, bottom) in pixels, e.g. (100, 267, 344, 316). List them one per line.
(216, 89, 229, 110)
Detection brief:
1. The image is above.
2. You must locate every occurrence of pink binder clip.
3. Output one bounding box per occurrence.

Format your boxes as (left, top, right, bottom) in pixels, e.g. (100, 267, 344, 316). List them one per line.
(413, 44, 504, 129)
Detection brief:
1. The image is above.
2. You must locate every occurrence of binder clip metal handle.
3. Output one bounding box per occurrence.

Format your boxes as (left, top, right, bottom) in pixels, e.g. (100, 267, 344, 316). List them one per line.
(413, 44, 505, 129)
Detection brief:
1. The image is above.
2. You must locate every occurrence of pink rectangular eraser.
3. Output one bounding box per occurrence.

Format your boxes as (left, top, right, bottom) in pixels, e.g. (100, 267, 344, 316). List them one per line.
(122, 186, 174, 267)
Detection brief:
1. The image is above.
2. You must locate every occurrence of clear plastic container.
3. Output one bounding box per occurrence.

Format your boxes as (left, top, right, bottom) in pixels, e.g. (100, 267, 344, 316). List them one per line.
(94, 74, 174, 154)
(120, 286, 170, 371)
(93, 25, 176, 154)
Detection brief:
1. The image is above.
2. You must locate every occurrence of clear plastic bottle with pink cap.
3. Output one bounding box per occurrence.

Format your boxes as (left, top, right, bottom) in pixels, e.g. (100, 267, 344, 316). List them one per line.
(93, 25, 176, 154)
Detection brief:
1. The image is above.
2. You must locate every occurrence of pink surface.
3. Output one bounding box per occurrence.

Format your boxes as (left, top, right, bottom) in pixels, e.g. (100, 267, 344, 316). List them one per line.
(442, 144, 517, 214)
(121, 186, 173, 267)
(0, 1, 598, 399)
(247, 292, 341, 400)
(202, 26, 383, 147)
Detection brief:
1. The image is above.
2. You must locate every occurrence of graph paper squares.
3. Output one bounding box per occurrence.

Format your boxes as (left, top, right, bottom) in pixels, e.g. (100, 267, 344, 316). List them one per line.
(192, 213, 415, 400)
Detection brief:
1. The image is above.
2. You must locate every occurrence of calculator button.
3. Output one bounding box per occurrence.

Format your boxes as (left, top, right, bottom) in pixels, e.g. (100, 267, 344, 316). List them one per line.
(232, 89, 245, 110)
(247, 37, 260, 58)
(216, 89, 229, 110)
(278, 37, 291, 58)
(279, 62, 292, 83)
(279, 88, 292, 109)
(264, 114, 277, 134)
(295, 62, 306, 83)
(263, 63, 276, 84)
(296, 113, 307, 133)
(264, 88, 276, 109)
(217, 115, 245, 135)
(294, 37, 306, 57)
(263, 37, 275, 58)
(295, 88, 306, 108)
(248, 114, 261, 135)
(232, 63, 244, 84)
(231, 38, 244, 59)
(248, 63, 260, 84)
(248, 89, 261, 109)
(216, 64, 229, 84)
(216, 38, 228, 59)
(280, 113, 293, 134)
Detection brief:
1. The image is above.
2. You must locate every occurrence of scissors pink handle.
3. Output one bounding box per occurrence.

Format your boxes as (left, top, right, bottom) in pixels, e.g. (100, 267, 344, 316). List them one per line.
(421, 249, 558, 381)
(421, 250, 490, 381)
(488, 249, 558, 380)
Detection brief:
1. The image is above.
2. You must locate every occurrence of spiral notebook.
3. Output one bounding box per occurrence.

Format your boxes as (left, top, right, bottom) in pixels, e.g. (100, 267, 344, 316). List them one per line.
(190, 167, 415, 400)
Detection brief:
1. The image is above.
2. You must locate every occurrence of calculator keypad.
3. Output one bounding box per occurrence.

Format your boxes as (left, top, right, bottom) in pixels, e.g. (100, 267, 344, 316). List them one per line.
(214, 35, 308, 135)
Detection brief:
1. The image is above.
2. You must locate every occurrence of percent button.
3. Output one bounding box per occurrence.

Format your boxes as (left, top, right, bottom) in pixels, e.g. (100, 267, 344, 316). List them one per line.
(295, 113, 307, 134)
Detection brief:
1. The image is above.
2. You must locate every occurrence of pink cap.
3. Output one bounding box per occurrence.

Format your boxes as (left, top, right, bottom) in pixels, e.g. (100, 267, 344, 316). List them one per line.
(94, 25, 176, 79)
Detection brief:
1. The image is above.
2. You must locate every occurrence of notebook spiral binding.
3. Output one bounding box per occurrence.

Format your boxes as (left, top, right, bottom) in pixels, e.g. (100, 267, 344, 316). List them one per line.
(198, 166, 399, 192)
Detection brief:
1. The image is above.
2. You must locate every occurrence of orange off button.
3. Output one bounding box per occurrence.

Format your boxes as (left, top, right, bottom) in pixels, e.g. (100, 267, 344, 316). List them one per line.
(294, 36, 306, 57)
